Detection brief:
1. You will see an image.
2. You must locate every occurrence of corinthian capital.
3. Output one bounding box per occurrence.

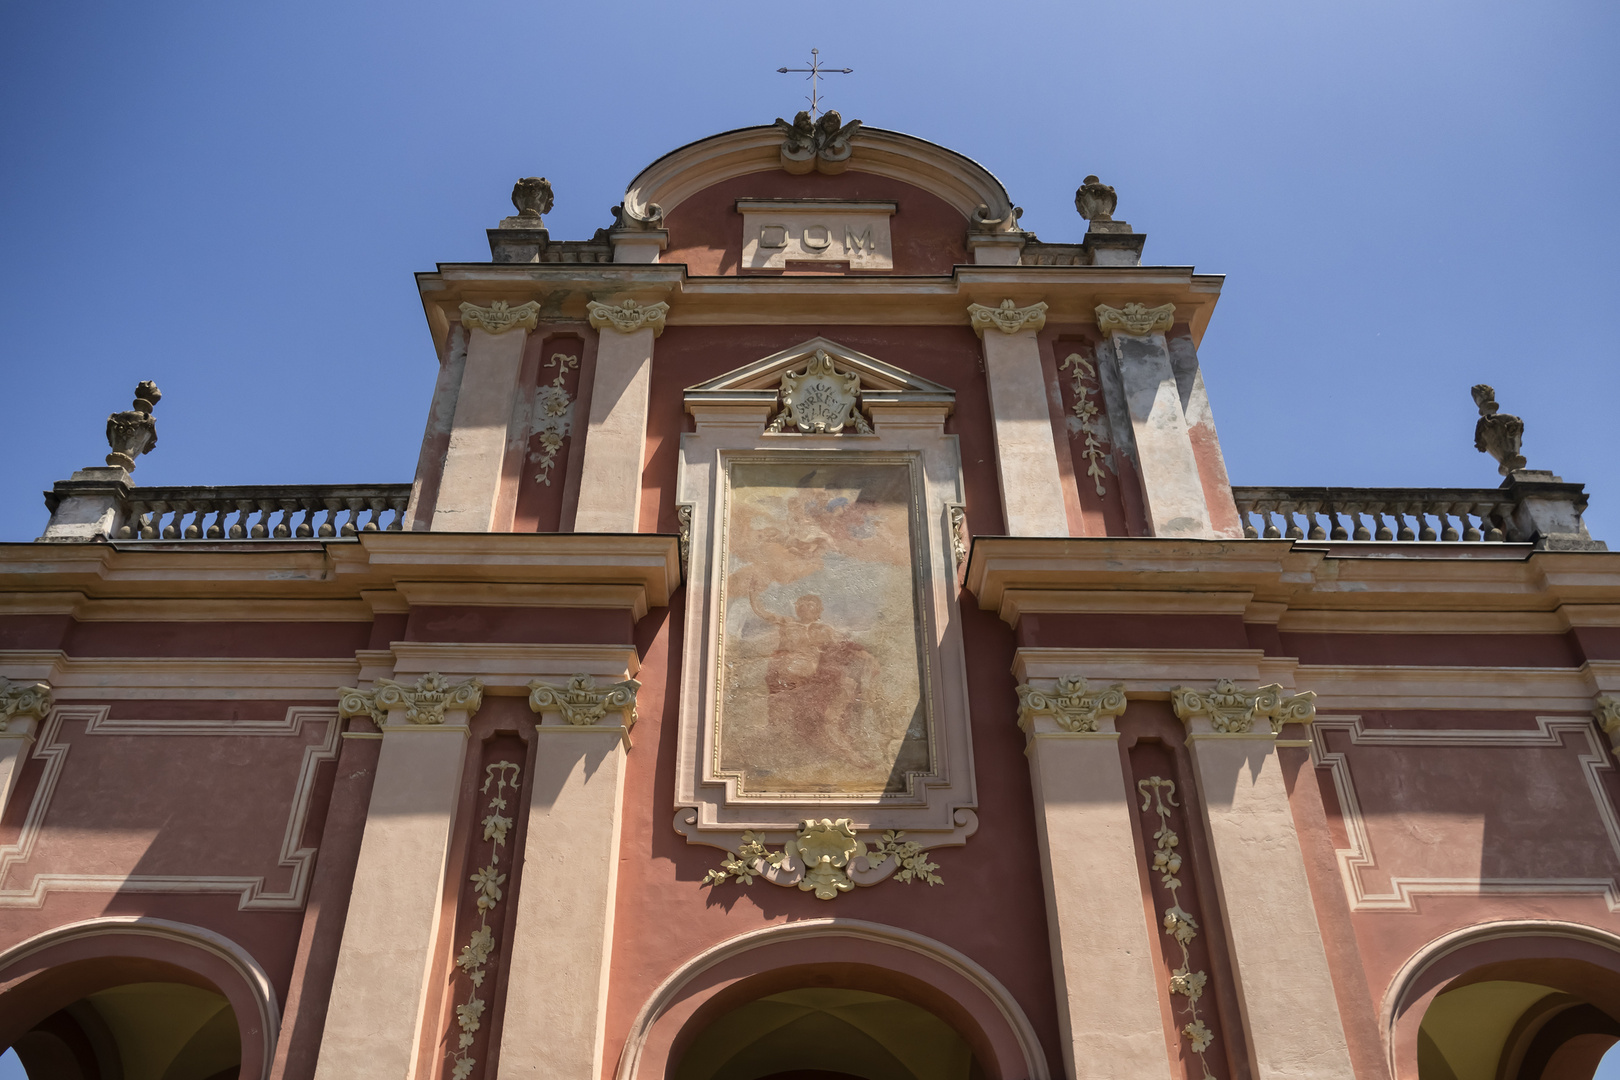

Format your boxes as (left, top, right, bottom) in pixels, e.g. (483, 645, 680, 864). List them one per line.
(528, 674, 640, 727)
(1095, 302, 1175, 337)
(338, 672, 484, 726)
(967, 298, 1048, 337)
(1016, 674, 1127, 733)
(1170, 678, 1315, 735)
(459, 300, 541, 335)
(0, 677, 52, 732)
(586, 299, 669, 337)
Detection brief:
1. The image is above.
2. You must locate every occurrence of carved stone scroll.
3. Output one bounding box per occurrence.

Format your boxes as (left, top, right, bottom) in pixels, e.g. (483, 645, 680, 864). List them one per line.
(1016, 674, 1127, 733)
(338, 672, 485, 727)
(527, 674, 640, 727)
(967, 299, 1048, 337)
(1095, 302, 1176, 336)
(1170, 678, 1316, 735)
(0, 677, 52, 732)
(459, 300, 541, 335)
(764, 350, 872, 434)
(585, 299, 669, 337)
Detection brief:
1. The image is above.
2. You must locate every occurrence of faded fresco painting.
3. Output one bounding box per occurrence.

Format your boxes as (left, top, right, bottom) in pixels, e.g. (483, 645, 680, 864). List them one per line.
(717, 458, 932, 795)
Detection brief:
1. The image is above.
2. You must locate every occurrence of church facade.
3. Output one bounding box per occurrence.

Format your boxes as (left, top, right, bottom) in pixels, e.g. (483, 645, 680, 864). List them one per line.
(3, 117, 1620, 1080)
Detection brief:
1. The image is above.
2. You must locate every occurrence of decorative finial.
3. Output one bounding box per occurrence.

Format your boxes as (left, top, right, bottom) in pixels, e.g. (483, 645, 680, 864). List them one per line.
(1472, 384, 1526, 476)
(1075, 175, 1117, 223)
(511, 177, 553, 221)
(105, 381, 161, 471)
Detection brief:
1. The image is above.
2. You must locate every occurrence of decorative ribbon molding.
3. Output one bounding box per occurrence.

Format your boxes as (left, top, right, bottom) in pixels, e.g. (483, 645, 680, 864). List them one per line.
(1170, 678, 1315, 735)
(585, 298, 669, 337)
(338, 672, 485, 726)
(1016, 674, 1127, 733)
(527, 674, 640, 727)
(1095, 302, 1175, 336)
(703, 818, 941, 900)
(967, 298, 1048, 337)
(0, 677, 51, 732)
(459, 300, 541, 335)
(447, 759, 521, 1080)
(1139, 776, 1218, 1076)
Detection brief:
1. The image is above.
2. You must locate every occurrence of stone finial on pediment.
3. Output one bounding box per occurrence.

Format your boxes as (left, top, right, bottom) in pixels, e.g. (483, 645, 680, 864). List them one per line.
(1170, 679, 1316, 735)
(968, 299, 1048, 337)
(511, 176, 553, 222)
(1472, 384, 1527, 476)
(0, 677, 52, 732)
(338, 672, 484, 726)
(765, 350, 872, 435)
(105, 381, 162, 472)
(1095, 302, 1176, 337)
(528, 674, 640, 727)
(586, 298, 669, 337)
(1075, 175, 1119, 223)
(1016, 674, 1127, 733)
(775, 110, 862, 175)
(459, 300, 541, 335)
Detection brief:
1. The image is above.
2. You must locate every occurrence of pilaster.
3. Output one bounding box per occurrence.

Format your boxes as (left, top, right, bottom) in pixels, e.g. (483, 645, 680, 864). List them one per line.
(1172, 680, 1356, 1080)
(1014, 663, 1176, 1080)
(574, 299, 668, 532)
(312, 674, 483, 1080)
(434, 301, 541, 531)
(1095, 303, 1219, 538)
(496, 673, 639, 1077)
(968, 299, 1070, 536)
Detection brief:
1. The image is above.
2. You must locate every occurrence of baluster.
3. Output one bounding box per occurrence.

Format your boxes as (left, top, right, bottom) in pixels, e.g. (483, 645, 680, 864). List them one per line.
(118, 500, 147, 540)
(1372, 503, 1394, 541)
(180, 504, 203, 539)
(294, 502, 316, 538)
(386, 494, 408, 531)
(318, 499, 341, 538)
(1302, 500, 1326, 540)
(1237, 498, 1258, 538)
(1417, 506, 1438, 541)
(341, 498, 364, 537)
(273, 501, 296, 538)
(228, 500, 251, 539)
(1261, 504, 1281, 539)
(1346, 505, 1370, 541)
(1461, 505, 1483, 542)
(1326, 503, 1348, 540)
(249, 500, 272, 539)
(205, 505, 227, 539)
(1282, 503, 1303, 539)
(162, 502, 183, 539)
(360, 497, 386, 532)
(1393, 503, 1415, 541)
(1439, 506, 1460, 542)
(1483, 502, 1508, 542)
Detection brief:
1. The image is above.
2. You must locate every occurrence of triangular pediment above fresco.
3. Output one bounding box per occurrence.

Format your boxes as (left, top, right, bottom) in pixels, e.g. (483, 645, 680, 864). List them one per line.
(684, 337, 954, 405)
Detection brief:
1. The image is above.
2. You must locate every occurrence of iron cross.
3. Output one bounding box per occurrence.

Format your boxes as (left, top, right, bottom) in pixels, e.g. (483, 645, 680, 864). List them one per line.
(776, 48, 853, 119)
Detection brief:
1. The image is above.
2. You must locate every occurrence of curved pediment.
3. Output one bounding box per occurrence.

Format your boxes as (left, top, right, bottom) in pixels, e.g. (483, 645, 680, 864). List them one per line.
(620, 124, 1017, 229)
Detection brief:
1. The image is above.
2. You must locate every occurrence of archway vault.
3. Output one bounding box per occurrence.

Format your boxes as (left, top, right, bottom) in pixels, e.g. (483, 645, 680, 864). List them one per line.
(616, 919, 1049, 1080)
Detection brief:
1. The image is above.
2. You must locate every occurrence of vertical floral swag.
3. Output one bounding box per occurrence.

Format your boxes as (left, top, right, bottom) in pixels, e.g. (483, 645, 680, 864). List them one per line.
(447, 760, 521, 1080)
(1140, 776, 1217, 1080)
(531, 353, 578, 486)
(1060, 352, 1111, 497)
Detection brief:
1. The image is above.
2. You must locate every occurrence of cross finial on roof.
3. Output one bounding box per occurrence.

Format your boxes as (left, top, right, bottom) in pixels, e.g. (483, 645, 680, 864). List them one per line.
(776, 48, 853, 119)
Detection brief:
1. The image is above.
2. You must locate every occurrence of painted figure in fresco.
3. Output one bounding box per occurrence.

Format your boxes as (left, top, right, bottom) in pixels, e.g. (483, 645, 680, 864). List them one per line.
(748, 591, 881, 757)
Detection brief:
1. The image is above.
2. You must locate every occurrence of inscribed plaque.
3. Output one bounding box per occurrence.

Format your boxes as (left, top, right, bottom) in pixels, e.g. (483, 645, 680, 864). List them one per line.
(716, 458, 931, 795)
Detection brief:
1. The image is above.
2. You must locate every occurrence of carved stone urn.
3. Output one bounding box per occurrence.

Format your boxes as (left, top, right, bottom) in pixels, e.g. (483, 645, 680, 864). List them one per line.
(1472, 384, 1527, 476)
(511, 176, 554, 221)
(1075, 175, 1118, 222)
(105, 381, 161, 471)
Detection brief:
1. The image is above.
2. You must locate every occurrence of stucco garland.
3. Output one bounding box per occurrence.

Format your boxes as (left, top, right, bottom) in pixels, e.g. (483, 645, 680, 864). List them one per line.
(613, 918, 1049, 1080)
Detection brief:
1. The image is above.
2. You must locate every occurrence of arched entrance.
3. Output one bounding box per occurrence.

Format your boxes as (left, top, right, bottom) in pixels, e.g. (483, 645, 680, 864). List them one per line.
(1385, 920, 1620, 1080)
(0, 917, 278, 1080)
(618, 920, 1047, 1080)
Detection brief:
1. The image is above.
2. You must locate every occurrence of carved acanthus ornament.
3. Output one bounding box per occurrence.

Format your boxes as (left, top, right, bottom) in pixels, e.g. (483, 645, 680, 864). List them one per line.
(1595, 696, 1620, 750)
(703, 818, 941, 900)
(1095, 302, 1176, 337)
(586, 298, 669, 337)
(531, 353, 577, 486)
(105, 381, 162, 471)
(447, 760, 521, 1080)
(1140, 777, 1218, 1076)
(967, 299, 1048, 337)
(765, 350, 872, 434)
(0, 677, 52, 732)
(1170, 678, 1316, 735)
(1472, 384, 1527, 476)
(1016, 674, 1127, 733)
(527, 674, 640, 727)
(459, 300, 541, 335)
(338, 672, 485, 727)
(774, 110, 861, 174)
(1060, 353, 1111, 496)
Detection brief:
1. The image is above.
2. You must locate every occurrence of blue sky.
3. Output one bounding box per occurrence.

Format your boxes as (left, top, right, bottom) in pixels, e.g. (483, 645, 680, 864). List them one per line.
(1, 0, 1616, 552)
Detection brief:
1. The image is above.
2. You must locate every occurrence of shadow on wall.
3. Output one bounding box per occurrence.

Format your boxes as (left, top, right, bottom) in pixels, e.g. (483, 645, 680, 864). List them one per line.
(9, 980, 240, 1080)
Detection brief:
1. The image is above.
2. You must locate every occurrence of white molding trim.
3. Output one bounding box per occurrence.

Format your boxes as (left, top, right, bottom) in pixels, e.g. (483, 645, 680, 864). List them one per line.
(621, 126, 1017, 227)
(0, 652, 359, 700)
(1311, 716, 1620, 912)
(0, 914, 281, 1080)
(0, 706, 340, 910)
(614, 918, 1049, 1080)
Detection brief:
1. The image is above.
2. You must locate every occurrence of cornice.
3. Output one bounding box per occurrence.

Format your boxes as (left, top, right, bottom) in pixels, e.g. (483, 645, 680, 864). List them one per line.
(0, 533, 681, 619)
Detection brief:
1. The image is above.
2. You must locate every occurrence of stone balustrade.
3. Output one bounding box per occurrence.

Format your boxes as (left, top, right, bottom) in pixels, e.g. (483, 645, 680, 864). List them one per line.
(1231, 484, 1603, 548)
(40, 484, 411, 542)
